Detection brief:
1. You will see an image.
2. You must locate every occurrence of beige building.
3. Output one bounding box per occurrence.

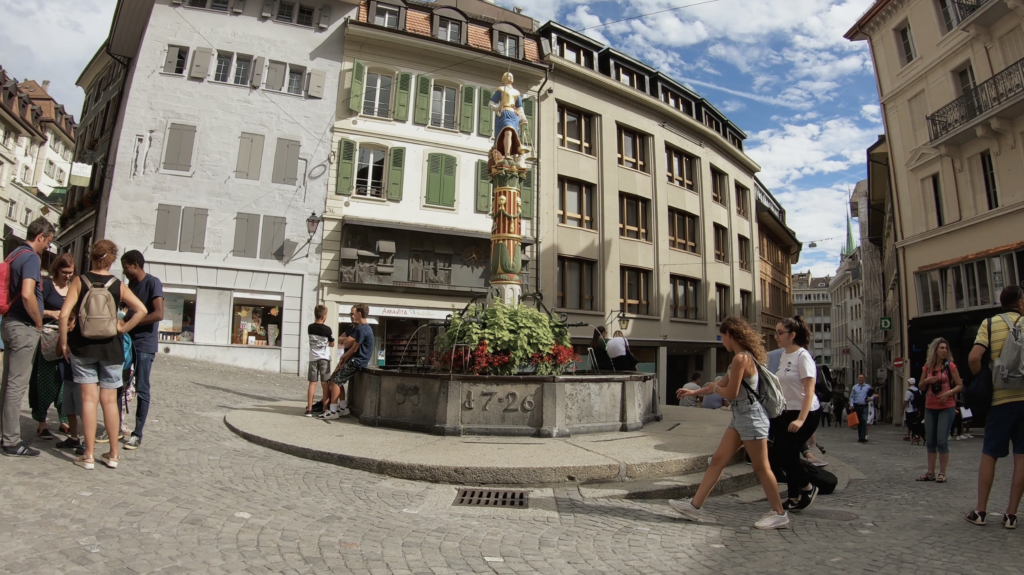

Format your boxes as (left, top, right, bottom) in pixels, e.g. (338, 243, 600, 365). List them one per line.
(792, 272, 833, 367)
(847, 0, 1024, 378)
(830, 245, 865, 392)
(756, 179, 801, 351)
(536, 23, 763, 405)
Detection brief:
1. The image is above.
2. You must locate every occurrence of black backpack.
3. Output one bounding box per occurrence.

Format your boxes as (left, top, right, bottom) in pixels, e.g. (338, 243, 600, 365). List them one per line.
(815, 363, 835, 402)
(910, 387, 925, 413)
(965, 318, 994, 421)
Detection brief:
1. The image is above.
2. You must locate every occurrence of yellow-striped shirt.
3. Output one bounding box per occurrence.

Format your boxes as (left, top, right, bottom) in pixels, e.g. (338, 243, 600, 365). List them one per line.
(975, 311, 1024, 406)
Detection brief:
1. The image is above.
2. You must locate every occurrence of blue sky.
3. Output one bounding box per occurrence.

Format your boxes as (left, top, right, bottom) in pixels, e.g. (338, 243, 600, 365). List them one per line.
(0, 0, 879, 277)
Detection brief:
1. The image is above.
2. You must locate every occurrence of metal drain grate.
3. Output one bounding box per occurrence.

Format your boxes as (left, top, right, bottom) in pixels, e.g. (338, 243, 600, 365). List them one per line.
(453, 489, 529, 508)
(799, 509, 859, 521)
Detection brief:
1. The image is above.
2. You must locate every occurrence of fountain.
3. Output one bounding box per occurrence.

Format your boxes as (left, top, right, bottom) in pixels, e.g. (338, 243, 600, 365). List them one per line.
(347, 73, 661, 437)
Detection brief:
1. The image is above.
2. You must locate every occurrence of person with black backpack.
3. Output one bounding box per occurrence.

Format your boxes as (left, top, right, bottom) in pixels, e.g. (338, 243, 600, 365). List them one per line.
(57, 240, 148, 471)
(904, 378, 925, 444)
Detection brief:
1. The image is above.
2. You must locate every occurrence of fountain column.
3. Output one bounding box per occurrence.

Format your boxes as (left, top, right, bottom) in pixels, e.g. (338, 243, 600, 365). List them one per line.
(486, 166, 524, 306)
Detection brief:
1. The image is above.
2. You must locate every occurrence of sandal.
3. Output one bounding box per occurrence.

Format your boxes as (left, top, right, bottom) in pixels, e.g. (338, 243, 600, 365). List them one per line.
(59, 423, 70, 434)
(101, 452, 119, 469)
(915, 472, 935, 481)
(936, 473, 946, 483)
(75, 455, 95, 470)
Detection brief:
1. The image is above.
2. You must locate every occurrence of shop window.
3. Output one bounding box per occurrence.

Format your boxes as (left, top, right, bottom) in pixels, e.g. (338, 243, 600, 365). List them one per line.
(160, 290, 198, 342)
(232, 293, 284, 347)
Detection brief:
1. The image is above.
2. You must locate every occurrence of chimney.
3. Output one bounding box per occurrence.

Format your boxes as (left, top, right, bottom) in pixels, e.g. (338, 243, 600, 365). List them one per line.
(41, 80, 50, 92)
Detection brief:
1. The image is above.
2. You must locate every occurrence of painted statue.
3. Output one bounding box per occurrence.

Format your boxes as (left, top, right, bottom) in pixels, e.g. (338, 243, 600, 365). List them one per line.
(488, 72, 528, 166)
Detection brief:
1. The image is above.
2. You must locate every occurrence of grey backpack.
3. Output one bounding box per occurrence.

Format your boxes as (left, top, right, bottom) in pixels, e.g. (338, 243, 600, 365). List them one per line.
(739, 352, 787, 418)
(79, 276, 118, 339)
(993, 314, 1024, 391)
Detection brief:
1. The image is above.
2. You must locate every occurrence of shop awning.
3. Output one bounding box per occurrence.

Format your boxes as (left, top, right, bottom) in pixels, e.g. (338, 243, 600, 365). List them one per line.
(343, 216, 536, 245)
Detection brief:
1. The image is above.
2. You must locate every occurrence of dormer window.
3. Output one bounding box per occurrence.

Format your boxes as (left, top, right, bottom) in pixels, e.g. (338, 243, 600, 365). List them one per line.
(439, 19, 460, 41)
(557, 38, 593, 68)
(661, 87, 693, 117)
(497, 33, 519, 57)
(703, 111, 722, 134)
(728, 132, 743, 150)
(368, 0, 406, 29)
(492, 23, 524, 59)
(615, 64, 645, 91)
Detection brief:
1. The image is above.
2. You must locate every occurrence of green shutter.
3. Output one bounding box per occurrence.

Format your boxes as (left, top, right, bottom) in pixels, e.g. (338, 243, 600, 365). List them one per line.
(386, 147, 405, 202)
(425, 153, 443, 205)
(413, 75, 431, 125)
(475, 160, 491, 213)
(478, 88, 493, 137)
(441, 154, 457, 207)
(394, 72, 412, 122)
(459, 85, 475, 134)
(520, 170, 533, 219)
(336, 138, 356, 195)
(522, 97, 535, 147)
(348, 61, 365, 114)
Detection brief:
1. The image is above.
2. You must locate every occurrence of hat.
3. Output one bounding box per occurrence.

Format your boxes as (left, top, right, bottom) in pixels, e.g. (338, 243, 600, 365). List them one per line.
(908, 378, 916, 385)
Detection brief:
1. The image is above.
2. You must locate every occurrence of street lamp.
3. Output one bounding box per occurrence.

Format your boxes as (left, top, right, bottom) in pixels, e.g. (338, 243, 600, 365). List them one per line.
(306, 212, 322, 238)
(617, 310, 630, 331)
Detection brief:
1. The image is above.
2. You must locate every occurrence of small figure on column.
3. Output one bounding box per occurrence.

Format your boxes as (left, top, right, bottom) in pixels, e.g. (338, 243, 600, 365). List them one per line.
(488, 72, 528, 168)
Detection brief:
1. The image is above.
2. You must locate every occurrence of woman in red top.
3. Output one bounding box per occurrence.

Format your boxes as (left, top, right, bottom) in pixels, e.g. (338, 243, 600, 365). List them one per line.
(915, 337, 964, 483)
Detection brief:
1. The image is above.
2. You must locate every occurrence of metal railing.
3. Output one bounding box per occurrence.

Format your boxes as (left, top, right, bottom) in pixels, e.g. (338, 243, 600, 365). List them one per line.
(754, 180, 786, 224)
(928, 56, 1024, 141)
(952, 0, 994, 22)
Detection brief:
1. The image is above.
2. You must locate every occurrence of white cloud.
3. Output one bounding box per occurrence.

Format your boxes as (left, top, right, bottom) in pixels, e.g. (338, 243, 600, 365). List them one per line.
(720, 99, 745, 112)
(746, 117, 879, 187)
(774, 183, 858, 278)
(861, 104, 882, 123)
(678, 77, 816, 110)
(0, 0, 116, 118)
(564, 5, 612, 45)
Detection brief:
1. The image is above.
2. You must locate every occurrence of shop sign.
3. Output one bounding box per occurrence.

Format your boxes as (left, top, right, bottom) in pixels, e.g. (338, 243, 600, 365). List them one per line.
(341, 305, 451, 321)
(880, 317, 892, 330)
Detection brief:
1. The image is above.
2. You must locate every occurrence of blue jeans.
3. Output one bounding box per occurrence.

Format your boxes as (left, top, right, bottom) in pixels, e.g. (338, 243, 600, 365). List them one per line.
(132, 352, 155, 439)
(924, 407, 956, 454)
(854, 404, 868, 441)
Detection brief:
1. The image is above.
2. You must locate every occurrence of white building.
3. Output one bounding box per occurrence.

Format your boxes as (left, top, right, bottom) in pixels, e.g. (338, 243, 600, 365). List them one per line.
(830, 236, 864, 391)
(17, 80, 76, 195)
(792, 272, 833, 368)
(93, 0, 350, 374)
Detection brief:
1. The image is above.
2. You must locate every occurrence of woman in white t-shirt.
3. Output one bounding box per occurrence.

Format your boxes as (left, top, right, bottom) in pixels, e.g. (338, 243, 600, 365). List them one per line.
(606, 331, 632, 372)
(772, 315, 822, 511)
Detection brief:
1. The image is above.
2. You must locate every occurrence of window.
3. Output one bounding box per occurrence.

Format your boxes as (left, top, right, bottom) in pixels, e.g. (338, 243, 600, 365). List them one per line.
(188, 0, 229, 10)
(6, 200, 15, 219)
(234, 133, 266, 181)
(557, 257, 595, 310)
(557, 178, 594, 229)
(557, 106, 593, 155)
(362, 72, 393, 118)
(277, 1, 295, 21)
(661, 87, 693, 116)
(907, 91, 929, 145)
(957, 65, 976, 95)
(161, 123, 197, 173)
(497, 33, 519, 58)
(703, 111, 722, 133)
(233, 56, 252, 85)
(735, 184, 749, 218)
(616, 64, 640, 89)
(21, 166, 30, 182)
(617, 126, 646, 172)
(741, 290, 753, 321)
(715, 284, 729, 323)
(232, 294, 284, 347)
(976, 150, 999, 210)
(159, 290, 198, 343)
(296, 5, 315, 26)
(713, 224, 728, 263)
(670, 275, 699, 319)
(937, 0, 958, 33)
(619, 194, 649, 241)
(425, 153, 457, 207)
(163, 46, 189, 75)
(21, 208, 31, 226)
(214, 52, 232, 82)
(738, 235, 751, 271)
(728, 133, 743, 150)
(557, 38, 593, 68)
(666, 147, 697, 190)
(999, 27, 1024, 67)
(56, 168, 65, 185)
(271, 138, 301, 185)
(374, 4, 399, 28)
(44, 160, 56, 178)
(930, 173, 944, 227)
(287, 65, 305, 95)
(711, 167, 727, 205)
(668, 209, 698, 253)
(430, 84, 457, 130)
(355, 146, 386, 198)
(154, 204, 209, 253)
(438, 18, 461, 42)
(620, 267, 651, 315)
(898, 23, 917, 64)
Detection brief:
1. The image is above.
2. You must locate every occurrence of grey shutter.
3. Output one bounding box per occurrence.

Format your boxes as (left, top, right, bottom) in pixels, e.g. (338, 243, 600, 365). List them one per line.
(261, 0, 273, 17)
(163, 124, 196, 171)
(248, 133, 264, 180)
(394, 72, 412, 122)
(191, 208, 208, 253)
(162, 125, 182, 170)
(272, 138, 299, 185)
(348, 60, 365, 113)
(259, 216, 286, 260)
(413, 75, 430, 125)
(162, 47, 179, 74)
(478, 88, 493, 137)
(386, 147, 405, 201)
(232, 0, 245, 13)
(318, 4, 331, 28)
(235, 133, 253, 178)
(475, 160, 491, 213)
(250, 56, 265, 88)
(522, 97, 535, 147)
(233, 213, 259, 257)
(272, 217, 286, 259)
(154, 204, 181, 251)
(459, 85, 474, 134)
(336, 138, 356, 195)
(179, 207, 197, 252)
(190, 47, 213, 80)
(265, 61, 286, 91)
(520, 170, 533, 219)
(307, 69, 326, 99)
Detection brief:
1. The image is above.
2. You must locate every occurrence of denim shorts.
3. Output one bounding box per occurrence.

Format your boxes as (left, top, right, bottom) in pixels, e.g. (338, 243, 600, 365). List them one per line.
(983, 401, 1024, 459)
(729, 396, 770, 441)
(70, 353, 124, 389)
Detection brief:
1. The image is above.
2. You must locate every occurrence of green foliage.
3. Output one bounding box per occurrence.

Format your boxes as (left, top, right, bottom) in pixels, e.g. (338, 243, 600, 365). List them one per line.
(434, 302, 571, 375)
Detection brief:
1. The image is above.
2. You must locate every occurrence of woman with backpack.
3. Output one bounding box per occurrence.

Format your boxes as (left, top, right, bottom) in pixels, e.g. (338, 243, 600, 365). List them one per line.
(669, 317, 790, 530)
(916, 337, 964, 483)
(772, 315, 822, 511)
(57, 240, 148, 470)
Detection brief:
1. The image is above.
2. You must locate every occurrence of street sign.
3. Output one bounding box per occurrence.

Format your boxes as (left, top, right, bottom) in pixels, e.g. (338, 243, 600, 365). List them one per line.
(871, 342, 886, 349)
(893, 357, 905, 368)
(881, 317, 893, 331)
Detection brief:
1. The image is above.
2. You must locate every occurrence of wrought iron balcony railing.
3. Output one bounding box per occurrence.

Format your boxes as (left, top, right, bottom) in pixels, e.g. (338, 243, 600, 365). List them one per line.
(952, 0, 994, 22)
(928, 56, 1024, 141)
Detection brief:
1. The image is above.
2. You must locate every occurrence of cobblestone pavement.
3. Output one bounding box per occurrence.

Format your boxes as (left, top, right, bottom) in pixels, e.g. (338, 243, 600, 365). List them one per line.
(1, 356, 1021, 574)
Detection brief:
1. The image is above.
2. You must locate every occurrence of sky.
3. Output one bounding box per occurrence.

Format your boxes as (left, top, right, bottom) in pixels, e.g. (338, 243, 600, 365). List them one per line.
(0, 0, 879, 278)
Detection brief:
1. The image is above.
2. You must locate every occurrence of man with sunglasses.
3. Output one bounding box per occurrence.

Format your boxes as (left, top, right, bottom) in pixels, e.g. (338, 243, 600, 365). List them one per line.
(320, 304, 373, 420)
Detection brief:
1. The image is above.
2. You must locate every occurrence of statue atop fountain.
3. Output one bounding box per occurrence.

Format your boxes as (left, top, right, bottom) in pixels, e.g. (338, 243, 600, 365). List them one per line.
(486, 72, 529, 306)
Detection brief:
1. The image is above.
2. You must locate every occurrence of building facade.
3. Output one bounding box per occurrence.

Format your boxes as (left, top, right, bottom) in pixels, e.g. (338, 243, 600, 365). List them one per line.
(537, 22, 765, 405)
(756, 179, 801, 350)
(92, 0, 349, 374)
(830, 243, 865, 391)
(318, 0, 545, 367)
(792, 272, 833, 367)
(847, 0, 1024, 381)
(17, 80, 76, 196)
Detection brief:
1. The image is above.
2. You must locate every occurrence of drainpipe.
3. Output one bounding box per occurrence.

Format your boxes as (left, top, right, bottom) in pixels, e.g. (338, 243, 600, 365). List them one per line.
(533, 65, 550, 296)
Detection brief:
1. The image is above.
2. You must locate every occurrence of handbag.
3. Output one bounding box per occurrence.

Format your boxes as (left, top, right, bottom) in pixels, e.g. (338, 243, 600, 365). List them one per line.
(40, 326, 61, 362)
(847, 411, 859, 428)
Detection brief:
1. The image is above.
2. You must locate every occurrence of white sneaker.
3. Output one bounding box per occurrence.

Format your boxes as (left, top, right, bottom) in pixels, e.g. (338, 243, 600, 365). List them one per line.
(668, 499, 702, 522)
(319, 409, 349, 420)
(317, 410, 338, 420)
(336, 407, 350, 417)
(754, 510, 790, 530)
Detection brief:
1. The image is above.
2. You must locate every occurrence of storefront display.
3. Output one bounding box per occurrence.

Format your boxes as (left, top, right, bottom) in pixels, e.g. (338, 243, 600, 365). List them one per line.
(232, 293, 283, 347)
(159, 289, 197, 342)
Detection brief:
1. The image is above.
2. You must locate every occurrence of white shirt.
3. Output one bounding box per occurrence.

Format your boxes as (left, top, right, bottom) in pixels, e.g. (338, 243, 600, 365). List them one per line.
(904, 386, 919, 412)
(606, 337, 627, 358)
(776, 348, 820, 412)
(680, 382, 701, 407)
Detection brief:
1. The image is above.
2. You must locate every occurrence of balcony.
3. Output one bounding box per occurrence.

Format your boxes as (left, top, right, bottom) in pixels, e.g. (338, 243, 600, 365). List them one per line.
(928, 56, 1024, 143)
(951, 0, 995, 22)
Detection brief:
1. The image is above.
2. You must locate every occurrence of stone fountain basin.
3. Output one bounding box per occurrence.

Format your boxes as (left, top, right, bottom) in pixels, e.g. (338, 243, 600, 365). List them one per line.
(350, 369, 662, 437)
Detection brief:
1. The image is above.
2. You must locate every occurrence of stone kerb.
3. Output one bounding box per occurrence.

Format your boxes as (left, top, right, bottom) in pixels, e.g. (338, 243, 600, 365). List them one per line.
(350, 369, 662, 437)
